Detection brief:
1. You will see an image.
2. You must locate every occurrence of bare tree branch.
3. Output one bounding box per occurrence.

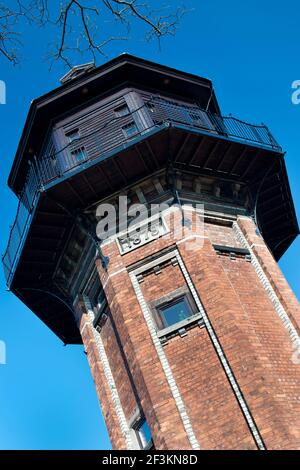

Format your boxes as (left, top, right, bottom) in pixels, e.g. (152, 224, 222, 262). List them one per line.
(0, 1, 187, 67)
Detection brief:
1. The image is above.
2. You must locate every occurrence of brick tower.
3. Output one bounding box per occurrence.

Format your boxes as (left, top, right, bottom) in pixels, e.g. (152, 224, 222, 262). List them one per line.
(3, 55, 300, 450)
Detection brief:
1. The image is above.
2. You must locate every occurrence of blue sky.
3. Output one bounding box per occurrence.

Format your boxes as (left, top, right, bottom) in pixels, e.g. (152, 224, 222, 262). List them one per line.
(0, 0, 299, 450)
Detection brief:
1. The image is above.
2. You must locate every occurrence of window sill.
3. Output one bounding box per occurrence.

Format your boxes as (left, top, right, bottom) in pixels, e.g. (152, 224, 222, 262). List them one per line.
(156, 313, 204, 343)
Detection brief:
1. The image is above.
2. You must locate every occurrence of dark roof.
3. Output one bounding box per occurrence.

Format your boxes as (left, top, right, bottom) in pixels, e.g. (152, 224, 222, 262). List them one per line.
(9, 53, 220, 194)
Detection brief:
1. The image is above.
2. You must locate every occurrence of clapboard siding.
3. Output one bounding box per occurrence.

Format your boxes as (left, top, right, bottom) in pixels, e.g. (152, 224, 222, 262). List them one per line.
(61, 95, 131, 159)
(38, 133, 59, 183)
(37, 87, 216, 180)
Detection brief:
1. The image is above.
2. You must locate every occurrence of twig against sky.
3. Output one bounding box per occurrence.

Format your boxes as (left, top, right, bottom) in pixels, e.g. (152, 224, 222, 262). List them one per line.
(0, 0, 187, 67)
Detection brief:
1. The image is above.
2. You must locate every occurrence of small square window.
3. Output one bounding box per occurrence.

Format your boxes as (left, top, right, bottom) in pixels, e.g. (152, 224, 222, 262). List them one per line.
(134, 417, 154, 450)
(122, 122, 138, 139)
(65, 128, 80, 142)
(156, 295, 195, 330)
(114, 104, 129, 117)
(71, 146, 86, 163)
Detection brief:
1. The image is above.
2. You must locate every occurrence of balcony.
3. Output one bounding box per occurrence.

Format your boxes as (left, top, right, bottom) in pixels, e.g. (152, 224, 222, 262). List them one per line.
(2, 96, 284, 286)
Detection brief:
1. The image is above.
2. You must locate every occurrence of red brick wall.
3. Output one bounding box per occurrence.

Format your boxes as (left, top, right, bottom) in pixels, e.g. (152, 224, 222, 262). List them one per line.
(205, 222, 242, 248)
(78, 210, 300, 450)
(178, 226, 300, 449)
(139, 264, 257, 450)
(218, 253, 300, 447)
(78, 308, 127, 449)
(100, 314, 139, 421)
(237, 217, 300, 334)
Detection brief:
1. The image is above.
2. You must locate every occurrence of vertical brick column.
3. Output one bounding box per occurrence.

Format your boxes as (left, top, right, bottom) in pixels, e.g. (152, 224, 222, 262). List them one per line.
(76, 301, 128, 449)
(236, 216, 300, 335)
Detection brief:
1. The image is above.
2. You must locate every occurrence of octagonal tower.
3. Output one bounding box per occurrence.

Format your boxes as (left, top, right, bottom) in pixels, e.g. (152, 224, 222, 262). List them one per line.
(3, 55, 300, 450)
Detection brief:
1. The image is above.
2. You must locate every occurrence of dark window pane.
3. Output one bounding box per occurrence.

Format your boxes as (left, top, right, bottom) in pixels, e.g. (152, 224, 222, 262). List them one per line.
(135, 418, 153, 449)
(146, 102, 156, 112)
(95, 290, 107, 315)
(159, 297, 193, 328)
(122, 122, 138, 138)
(114, 104, 129, 117)
(65, 128, 80, 142)
(140, 420, 152, 446)
(71, 147, 86, 163)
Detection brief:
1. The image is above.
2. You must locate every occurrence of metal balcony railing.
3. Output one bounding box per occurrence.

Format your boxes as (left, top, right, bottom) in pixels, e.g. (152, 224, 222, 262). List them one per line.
(2, 97, 281, 285)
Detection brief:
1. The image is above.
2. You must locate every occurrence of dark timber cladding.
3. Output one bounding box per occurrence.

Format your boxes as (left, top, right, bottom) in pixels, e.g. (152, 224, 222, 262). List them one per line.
(2, 54, 299, 344)
(8, 54, 219, 194)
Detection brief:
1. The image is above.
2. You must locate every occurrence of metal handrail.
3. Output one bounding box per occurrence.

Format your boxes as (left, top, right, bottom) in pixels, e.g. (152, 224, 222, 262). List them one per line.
(2, 98, 281, 285)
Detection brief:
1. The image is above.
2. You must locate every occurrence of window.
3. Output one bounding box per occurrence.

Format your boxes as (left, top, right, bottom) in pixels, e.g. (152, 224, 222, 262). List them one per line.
(87, 278, 108, 318)
(156, 295, 195, 330)
(65, 128, 80, 142)
(133, 417, 154, 450)
(114, 104, 129, 117)
(122, 121, 138, 138)
(93, 289, 108, 318)
(146, 102, 156, 112)
(71, 146, 86, 163)
(85, 275, 109, 332)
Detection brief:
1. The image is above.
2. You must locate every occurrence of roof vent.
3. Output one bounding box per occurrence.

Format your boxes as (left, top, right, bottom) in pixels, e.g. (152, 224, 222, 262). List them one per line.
(60, 62, 96, 84)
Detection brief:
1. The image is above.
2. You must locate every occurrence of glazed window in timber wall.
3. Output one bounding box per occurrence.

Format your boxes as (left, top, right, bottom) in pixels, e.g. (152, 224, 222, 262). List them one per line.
(65, 128, 80, 142)
(155, 295, 196, 330)
(70, 146, 87, 163)
(146, 102, 156, 112)
(114, 104, 129, 117)
(122, 121, 138, 139)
